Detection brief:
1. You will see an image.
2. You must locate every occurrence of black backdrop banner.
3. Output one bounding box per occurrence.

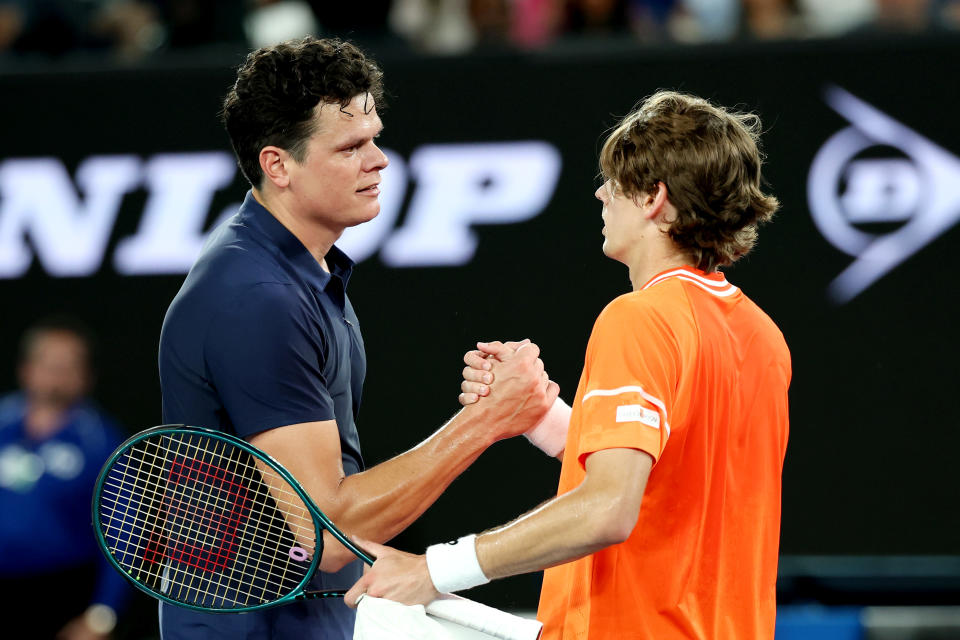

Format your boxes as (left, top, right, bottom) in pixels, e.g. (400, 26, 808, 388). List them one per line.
(2, 36, 959, 608)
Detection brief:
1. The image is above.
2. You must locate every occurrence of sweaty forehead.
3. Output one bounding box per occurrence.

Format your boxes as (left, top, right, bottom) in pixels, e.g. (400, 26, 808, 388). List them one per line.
(316, 95, 381, 130)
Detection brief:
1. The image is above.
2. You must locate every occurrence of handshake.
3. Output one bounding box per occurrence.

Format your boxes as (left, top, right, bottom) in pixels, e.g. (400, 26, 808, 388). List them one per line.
(456, 339, 571, 458)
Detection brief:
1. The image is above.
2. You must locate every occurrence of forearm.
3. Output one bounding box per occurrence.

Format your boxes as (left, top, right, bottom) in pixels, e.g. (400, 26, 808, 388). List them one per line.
(474, 481, 625, 580)
(322, 406, 493, 548)
(344, 450, 652, 607)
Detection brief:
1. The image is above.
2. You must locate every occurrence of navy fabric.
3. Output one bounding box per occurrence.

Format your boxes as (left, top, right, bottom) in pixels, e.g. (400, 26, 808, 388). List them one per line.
(158, 191, 367, 640)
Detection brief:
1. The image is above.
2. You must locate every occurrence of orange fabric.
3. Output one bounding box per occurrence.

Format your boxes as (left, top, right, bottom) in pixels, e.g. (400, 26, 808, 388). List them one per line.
(537, 266, 791, 640)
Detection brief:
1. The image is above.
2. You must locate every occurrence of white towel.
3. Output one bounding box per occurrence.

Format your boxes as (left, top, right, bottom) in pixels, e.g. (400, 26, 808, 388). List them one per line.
(354, 595, 543, 640)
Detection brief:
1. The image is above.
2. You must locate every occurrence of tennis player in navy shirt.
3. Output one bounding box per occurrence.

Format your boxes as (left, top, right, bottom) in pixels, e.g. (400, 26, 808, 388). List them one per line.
(158, 37, 558, 640)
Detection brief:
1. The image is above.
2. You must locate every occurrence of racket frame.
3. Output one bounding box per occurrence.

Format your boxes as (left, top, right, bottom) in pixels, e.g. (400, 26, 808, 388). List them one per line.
(92, 424, 374, 613)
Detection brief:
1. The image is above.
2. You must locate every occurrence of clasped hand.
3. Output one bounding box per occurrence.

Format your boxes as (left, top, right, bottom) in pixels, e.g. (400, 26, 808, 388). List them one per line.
(344, 339, 557, 609)
(459, 340, 559, 441)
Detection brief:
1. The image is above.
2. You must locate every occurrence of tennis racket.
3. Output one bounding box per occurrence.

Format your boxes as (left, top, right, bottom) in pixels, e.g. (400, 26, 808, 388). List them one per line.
(93, 424, 375, 612)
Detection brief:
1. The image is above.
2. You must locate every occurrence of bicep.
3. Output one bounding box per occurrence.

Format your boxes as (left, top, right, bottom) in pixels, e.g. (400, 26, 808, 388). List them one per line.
(248, 420, 346, 513)
(581, 448, 654, 539)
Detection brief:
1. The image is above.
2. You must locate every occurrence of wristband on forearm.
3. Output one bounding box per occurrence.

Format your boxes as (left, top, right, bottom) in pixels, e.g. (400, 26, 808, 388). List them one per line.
(524, 397, 571, 457)
(425, 534, 490, 594)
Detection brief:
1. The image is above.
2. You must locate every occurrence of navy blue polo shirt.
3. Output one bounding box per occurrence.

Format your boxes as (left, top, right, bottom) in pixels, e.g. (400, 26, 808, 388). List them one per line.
(158, 191, 366, 640)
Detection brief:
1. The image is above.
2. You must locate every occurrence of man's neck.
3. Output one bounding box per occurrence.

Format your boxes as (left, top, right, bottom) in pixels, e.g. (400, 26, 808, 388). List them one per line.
(627, 243, 694, 292)
(253, 188, 339, 271)
(24, 402, 68, 440)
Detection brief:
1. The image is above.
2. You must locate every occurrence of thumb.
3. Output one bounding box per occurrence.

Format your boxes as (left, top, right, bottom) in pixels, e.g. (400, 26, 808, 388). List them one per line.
(546, 380, 561, 405)
(344, 573, 369, 609)
(352, 536, 391, 561)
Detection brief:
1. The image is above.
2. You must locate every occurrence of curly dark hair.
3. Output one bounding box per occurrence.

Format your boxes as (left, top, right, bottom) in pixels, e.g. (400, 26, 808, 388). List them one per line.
(599, 91, 779, 272)
(221, 37, 385, 187)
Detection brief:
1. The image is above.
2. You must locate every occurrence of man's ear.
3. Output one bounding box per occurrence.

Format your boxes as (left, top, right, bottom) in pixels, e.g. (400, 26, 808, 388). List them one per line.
(638, 182, 670, 221)
(259, 146, 291, 189)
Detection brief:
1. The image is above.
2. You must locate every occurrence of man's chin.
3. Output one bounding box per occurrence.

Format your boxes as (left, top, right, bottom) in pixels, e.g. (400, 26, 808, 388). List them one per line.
(28, 391, 78, 409)
(346, 203, 381, 228)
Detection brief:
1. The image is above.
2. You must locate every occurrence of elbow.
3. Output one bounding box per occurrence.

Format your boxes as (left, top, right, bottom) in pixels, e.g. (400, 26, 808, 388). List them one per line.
(318, 549, 351, 573)
(320, 552, 352, 574)
(593, 497, 640, 547)
(318, 534, 360, 573)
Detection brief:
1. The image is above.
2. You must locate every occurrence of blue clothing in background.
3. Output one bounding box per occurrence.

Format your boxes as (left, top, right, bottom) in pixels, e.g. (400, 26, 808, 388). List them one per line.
(158, 191, 367, 640)
(0, 393, 129, 613)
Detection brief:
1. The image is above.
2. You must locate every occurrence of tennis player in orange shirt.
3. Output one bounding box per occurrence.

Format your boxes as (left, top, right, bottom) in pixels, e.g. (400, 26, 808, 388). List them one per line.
(345, 90, 791, 640)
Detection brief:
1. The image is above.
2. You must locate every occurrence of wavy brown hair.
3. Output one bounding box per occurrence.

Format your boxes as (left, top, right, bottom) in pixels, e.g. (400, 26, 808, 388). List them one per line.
(222, 37, 385, 187)
(599, 91, 779, 272)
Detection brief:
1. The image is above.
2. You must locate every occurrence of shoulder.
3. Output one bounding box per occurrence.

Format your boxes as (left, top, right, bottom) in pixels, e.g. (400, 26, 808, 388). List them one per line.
(163, 225, 301, 336)
(597, 283, 695, 330)
(738, 293, 791, 361)
(587, 287, 698, 368)
(191, 218, 294, 293)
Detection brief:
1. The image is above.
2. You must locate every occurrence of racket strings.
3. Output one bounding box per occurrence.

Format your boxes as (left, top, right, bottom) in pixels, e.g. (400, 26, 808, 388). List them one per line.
(100, 446, 315, 559)
(104, 442, 319, 531)
(101, 457, 304, 577)
(112, 434, 311, 606)
(101, 435, 270, 605)
(98, 488, 314, 568)
(98, 432, 320, 608)
(99, 464, 316, 547)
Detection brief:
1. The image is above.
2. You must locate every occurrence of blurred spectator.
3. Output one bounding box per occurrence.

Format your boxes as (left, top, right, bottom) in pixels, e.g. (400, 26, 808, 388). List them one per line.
(941, 0, 960, 27)
(0, 1, 24, 51)
(564, 0, 631, 34)
(471, 0, 511, 45)
(798, 0, 875, 36)
(156, 0, 244, 48)
(0, 0, 243, 59)
(673, 0, 741, 41)
(390, 0, 477, 53)
(0, 0, 89, 56)
(245, 0, 319, 50)
(742, 0, 800, 39)
(509, 0, 562, 47)
(90, 1, 164, 59)
(873, 0, 933, 31)
(627, 0, 679, 40)
(3, 0, 960, 61)
(0, 318, 128, 640)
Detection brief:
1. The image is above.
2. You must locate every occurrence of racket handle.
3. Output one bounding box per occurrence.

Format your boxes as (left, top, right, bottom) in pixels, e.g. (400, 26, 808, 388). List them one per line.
(318, 522, 376, 566)
(298, 589, 348, 599)
(344, 539, 376, 566)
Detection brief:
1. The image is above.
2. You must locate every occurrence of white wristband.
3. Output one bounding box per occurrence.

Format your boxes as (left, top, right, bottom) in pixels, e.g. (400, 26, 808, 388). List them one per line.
(425, 534, 490, 594)
(524, 397, 571, 457)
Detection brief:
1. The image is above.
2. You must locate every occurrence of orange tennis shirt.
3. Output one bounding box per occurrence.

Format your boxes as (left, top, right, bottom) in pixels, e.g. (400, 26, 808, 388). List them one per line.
(537, 266, 791, 640)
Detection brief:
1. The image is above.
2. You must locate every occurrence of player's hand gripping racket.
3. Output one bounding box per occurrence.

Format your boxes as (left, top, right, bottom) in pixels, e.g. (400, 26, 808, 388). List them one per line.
(93, 425, 374, 612)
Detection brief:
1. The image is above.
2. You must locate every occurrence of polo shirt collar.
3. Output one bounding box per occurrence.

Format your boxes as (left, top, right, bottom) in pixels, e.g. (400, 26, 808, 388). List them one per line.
(238, 191, 355, 292)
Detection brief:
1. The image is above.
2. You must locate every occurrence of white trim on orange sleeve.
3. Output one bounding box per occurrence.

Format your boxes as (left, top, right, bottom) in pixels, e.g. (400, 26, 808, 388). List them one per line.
(582, 385, 671, 438)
